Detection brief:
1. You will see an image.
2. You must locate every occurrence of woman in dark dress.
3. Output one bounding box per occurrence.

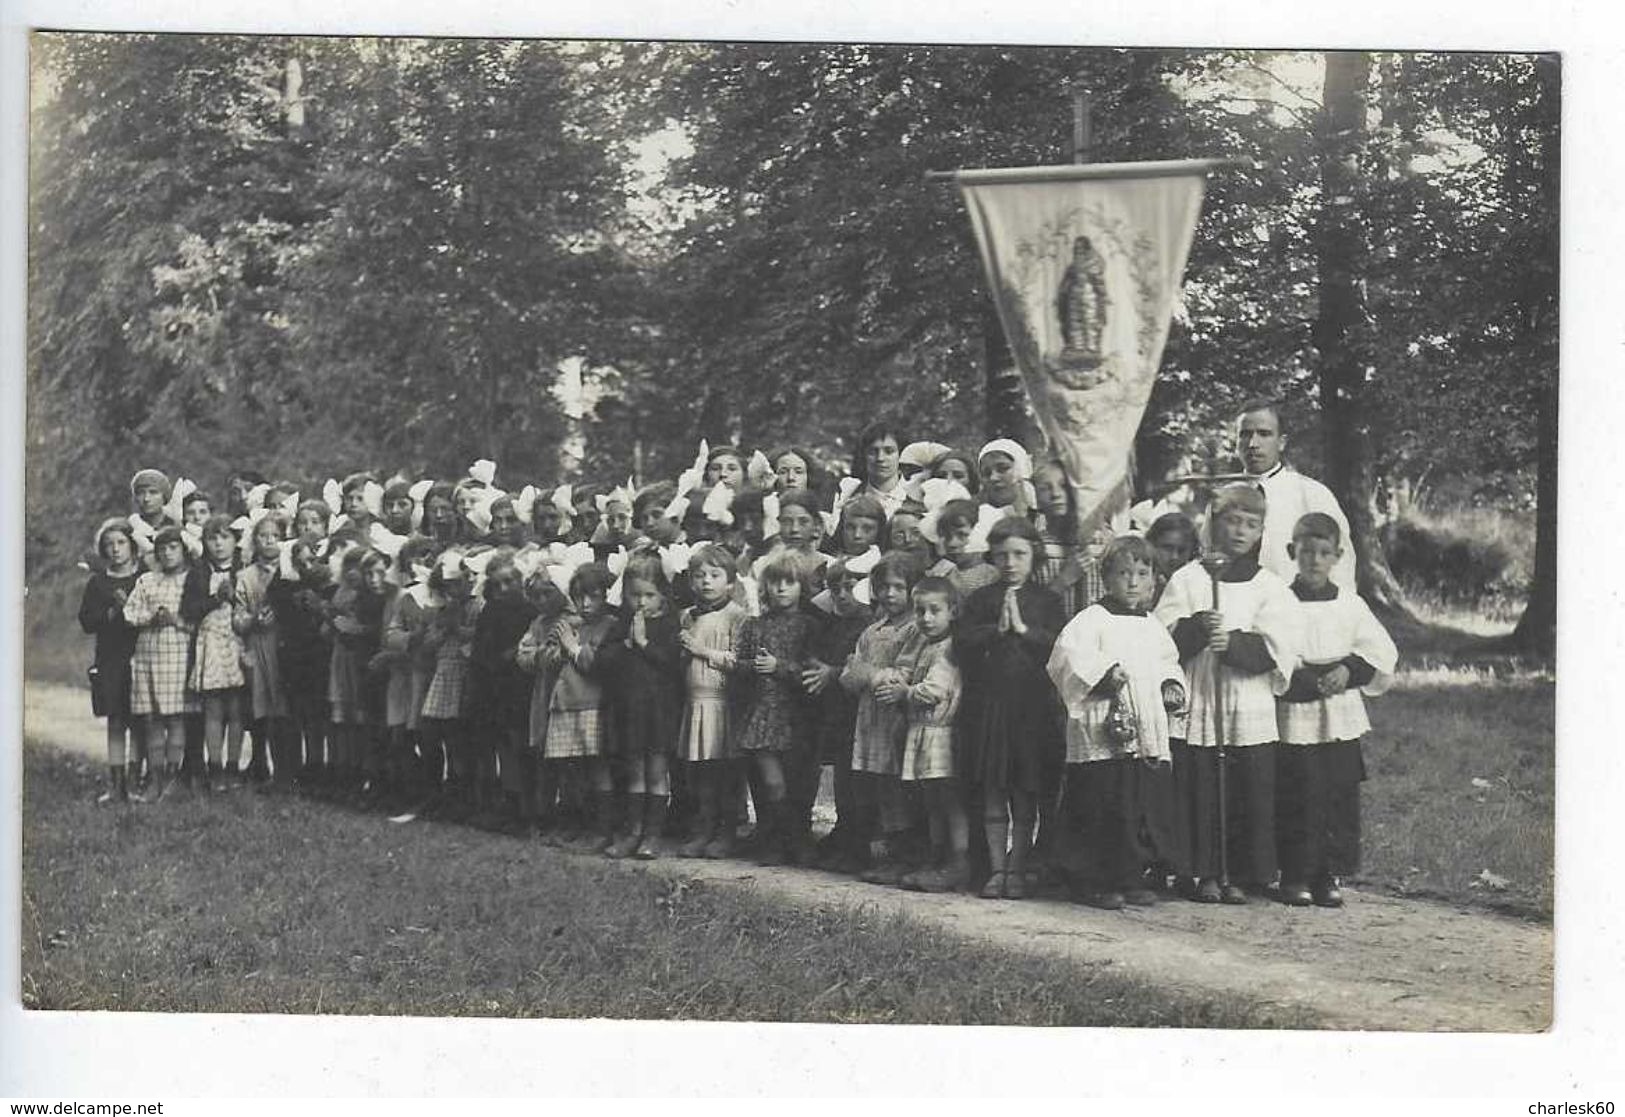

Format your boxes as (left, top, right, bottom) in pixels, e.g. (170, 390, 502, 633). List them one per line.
(79, 518, 145, 803)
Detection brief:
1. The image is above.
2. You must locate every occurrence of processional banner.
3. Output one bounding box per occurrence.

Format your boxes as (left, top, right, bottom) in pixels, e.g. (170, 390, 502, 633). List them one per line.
(957, 161, 1211, 535)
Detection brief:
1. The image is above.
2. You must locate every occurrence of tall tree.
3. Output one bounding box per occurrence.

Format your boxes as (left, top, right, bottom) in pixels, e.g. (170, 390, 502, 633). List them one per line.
(1312, 51, 1413, 613)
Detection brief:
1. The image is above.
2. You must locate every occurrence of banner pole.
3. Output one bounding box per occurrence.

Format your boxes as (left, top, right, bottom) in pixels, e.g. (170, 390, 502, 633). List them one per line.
(924, 157, 1256, 184)
(1071, 85, 1092, 165)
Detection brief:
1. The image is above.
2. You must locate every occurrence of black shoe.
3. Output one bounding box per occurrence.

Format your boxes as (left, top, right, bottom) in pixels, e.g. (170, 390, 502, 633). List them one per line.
(1312, 877, 1345, 908)
(1280, 880, 1314, 907)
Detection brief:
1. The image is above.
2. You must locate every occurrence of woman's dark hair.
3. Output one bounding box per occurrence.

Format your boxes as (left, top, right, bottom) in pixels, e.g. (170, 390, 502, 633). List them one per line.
(768, 446, 827, 495)
(851, 418, 907, 485)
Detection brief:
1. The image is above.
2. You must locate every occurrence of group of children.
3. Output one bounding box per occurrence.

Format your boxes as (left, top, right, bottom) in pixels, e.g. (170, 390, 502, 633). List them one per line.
(76, 419, 1397, 910)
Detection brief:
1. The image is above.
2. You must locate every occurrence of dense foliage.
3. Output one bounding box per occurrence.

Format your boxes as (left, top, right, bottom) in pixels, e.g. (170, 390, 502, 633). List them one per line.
(26, 39, 1557, 644)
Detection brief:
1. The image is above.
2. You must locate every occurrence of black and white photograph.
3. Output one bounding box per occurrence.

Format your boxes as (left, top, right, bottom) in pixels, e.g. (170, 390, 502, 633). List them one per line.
(1, 0, 1615, 1102)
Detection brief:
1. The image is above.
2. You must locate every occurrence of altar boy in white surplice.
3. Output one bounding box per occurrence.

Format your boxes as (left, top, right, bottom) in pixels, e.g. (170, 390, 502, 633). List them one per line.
(1273, 512, 1397, 909)
(1154, 483, 1299, 905)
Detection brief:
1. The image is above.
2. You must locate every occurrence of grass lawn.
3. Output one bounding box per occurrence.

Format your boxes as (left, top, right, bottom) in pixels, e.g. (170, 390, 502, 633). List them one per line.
(20, 743, 1308, 1027)
(1359, 675, 1554, 917)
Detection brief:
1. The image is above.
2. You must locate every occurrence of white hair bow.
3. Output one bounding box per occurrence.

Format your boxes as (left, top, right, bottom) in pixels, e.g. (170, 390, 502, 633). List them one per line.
(180, 521, 204, 559)
(900, 441, 952, 471)
(663, 491, 693, 524)
(466, 488, 507, 535)
(511, 546, 547, 584)
(408, 478, 434, 532)
(964, 503, 1007, 555)
(234, 507, 271, 562)
(438, 548, 466, 582)
(813, 545, 880, 611)
(128, 516, 156, 554)
(468, 459, 498, 487)
(845, 545, 881, 606)
(368, 521, 408, 558)
(269, 539, 297, 581)
(322, 478, 344, 515)
(362, 480, 384, 518)
(700, 481, 735, 526)
(916, 479, 974, 545)
(244, 483, 271, 513)
(464, 547, 497, 598)
(595, 480, 635, 514)
(162, 477, 197, 526)
(605, 548, 630, 606)
(746, 449, 774, 486)
(761, 492, 781, 540)
(278, 490, 300, 518)
(676, 438, 710, 498)
(545, 540, 594, 598)
(658, 542, 693, 582)
(512, 485, 540, 526)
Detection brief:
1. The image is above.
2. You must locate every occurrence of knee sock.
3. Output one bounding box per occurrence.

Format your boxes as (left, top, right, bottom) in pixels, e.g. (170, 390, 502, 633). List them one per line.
(643, 794, 668, 843)
(985, 809, 1010, 876)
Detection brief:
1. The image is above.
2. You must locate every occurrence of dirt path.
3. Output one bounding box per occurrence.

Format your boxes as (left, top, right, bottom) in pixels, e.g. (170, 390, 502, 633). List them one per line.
(22, 681, 1551, 1032)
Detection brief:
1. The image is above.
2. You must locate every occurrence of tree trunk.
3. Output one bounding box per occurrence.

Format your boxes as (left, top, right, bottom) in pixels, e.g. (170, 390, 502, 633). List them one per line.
(1510, 55, 1560, 657)
(1313, 51, 1415, 618)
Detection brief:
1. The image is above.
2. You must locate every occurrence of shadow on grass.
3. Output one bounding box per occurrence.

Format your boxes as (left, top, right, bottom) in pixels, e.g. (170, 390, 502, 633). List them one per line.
(21, 743, 1313, 1028)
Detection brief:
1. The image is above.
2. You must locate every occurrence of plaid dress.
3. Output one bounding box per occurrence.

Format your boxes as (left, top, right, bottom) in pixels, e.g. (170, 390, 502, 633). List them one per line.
(124, 569, 199, 716)
(544, 612, 616, 760)
(841, 614, 917, 776)
(188, 566, 245, 694)
(420, 599, 479, 721)
(896, 632, 960, 781)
